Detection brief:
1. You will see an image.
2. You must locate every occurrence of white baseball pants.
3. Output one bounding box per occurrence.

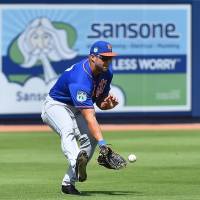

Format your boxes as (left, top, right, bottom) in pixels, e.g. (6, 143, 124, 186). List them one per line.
(41, 95, 97, 186)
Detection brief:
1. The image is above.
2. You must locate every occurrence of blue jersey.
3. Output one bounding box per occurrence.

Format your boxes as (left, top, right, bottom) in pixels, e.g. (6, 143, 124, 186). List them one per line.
(49, 58, 113, 109)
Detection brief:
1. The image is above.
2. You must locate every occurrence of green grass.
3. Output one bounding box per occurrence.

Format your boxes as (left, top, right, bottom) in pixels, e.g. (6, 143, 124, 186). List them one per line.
(0, 130, 200, 200)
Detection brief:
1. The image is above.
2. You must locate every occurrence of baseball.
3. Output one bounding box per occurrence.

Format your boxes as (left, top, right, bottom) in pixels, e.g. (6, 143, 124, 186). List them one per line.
(128, 154, 137, 162)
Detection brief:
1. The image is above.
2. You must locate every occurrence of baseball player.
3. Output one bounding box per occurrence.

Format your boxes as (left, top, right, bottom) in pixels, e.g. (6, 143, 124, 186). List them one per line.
(41, 40, 118, 195)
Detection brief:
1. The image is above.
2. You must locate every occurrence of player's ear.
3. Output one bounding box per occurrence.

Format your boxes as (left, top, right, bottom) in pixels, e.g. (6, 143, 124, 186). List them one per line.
(90, 54, 96, 63)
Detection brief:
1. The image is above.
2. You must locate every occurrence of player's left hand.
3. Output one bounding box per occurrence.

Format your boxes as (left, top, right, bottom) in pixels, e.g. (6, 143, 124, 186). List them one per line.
(97, 145, 127, 170)
(99, 94, 119, 110)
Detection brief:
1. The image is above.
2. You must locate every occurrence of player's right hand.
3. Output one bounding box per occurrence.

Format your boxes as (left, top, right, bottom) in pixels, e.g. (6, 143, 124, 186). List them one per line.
(99, 94, 118, 110)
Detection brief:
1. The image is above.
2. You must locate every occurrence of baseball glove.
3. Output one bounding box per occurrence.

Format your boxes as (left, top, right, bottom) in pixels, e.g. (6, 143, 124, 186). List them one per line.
(97, 145, 127, 170)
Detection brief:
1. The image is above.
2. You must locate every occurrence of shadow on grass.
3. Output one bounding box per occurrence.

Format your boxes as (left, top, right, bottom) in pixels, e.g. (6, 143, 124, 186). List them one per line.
(80, 190, 143, 196)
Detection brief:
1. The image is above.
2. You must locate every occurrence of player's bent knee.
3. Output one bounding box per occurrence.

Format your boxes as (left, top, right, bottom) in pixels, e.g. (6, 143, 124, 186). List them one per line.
(79, 134, 90, 149)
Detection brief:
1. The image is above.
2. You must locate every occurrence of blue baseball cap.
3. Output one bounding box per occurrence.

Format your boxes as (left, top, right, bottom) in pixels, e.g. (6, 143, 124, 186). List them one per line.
(90, 41, 117, 57)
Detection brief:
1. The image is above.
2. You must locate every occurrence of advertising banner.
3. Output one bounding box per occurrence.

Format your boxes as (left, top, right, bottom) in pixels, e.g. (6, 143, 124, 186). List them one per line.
(0, 4, 191, 114)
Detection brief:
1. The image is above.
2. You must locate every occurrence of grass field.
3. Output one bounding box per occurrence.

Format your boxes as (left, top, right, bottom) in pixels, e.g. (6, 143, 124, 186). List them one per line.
(0, 130, 200, 200)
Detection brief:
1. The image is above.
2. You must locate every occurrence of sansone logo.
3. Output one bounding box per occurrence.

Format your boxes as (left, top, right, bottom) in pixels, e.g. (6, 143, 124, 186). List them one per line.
(88, 22, 180, 39)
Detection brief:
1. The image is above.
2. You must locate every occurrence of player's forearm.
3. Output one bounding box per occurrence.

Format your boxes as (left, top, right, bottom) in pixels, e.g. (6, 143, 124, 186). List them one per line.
(87, 117, 103, 141)
(81, 109, 104, 142)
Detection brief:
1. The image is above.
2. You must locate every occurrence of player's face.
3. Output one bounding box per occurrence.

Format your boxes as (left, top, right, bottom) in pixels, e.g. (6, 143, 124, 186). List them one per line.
(94, 55, 113, 72)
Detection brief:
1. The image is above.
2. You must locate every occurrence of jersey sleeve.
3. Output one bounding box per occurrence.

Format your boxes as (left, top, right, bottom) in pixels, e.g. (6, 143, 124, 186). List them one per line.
(104, 69, 113, 97)
(96, 72, 113, 102)
(68, 84, 94, 109)
(103, 81, 111, 97)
